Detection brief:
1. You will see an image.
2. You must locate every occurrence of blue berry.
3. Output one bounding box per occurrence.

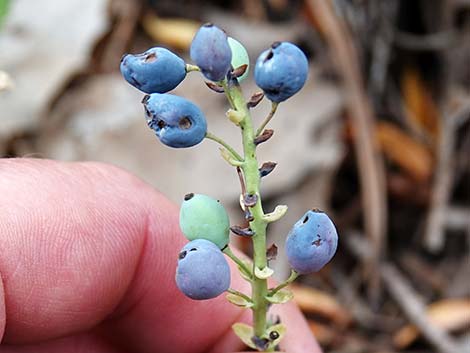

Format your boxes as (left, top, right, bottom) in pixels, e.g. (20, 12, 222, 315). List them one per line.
(190, 24, 232, 81)
(285, 209, 338, 274)
(143, 93, 207, 148)
(176, 239, 231, 300)
(180, 193, 230, 249)
(120, 47, 186, 93)
(254, 42, 308, 103)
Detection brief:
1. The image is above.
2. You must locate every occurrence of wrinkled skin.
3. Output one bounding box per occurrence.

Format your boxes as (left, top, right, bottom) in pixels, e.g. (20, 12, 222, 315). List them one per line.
(254, 42, 308, 103)
(286, 209, 338, 274)
(180, 193, 230, 249)
(120, 47, 186, 94)
(176, 239, 231, 300)
(0, 159, 324, 353)
(190, 24, 232, 81)
(143, 93, 207, 148)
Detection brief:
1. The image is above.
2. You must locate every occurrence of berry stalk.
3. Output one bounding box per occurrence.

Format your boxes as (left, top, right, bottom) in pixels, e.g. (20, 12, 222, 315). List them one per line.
(224, 79, 271, 341)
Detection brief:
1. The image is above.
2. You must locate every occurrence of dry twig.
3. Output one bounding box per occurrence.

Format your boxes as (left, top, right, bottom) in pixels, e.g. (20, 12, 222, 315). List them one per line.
(306, 0, 387, 302)
(344, 233, 467, 353)
(425, 102, 470, 251)
(382, 264, 463, 353)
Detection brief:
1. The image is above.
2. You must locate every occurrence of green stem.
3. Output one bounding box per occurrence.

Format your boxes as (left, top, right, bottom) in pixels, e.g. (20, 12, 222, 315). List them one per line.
(268, 270, 299, 296)
(255, 101, 278, 136)
(205, 131, 243, 162)
(225, 80, 270, 342)
(223, 246, 252, 280)
(220, 80, 236, 109)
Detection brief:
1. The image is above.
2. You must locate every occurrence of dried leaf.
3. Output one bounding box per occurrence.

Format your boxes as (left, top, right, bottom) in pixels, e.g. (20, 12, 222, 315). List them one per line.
(247, 91, 264, 108)
(402, 67, 440, 140)
(376, 121, 433, 182)
(142, 14, 200, 50)
(254, 129, 274, 145)
(230, 226, 255, 237)
(393, 298, 470, 348)
(259, 161, 277, 177)
(0, 0, 109, 140)
(266, 243, 278, 261)
(239, 194, 246, 211)
(291, 284, 352, 327)
(205, 81, 225, 93)
(308, 320, 336, 345)
(232, 64, 248, 78)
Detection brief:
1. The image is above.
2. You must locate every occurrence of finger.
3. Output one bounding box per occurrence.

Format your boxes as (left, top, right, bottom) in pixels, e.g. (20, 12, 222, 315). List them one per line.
(0, 159, 150, 343)
(0, 276, 5, 341)
(0, 159, 245, 352)
(0, 332, 119, 353)
(0, 159, 320, 353)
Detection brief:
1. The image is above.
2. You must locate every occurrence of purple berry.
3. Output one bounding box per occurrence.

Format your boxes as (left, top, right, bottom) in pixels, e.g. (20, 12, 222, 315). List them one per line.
(285, 209, 338, 274)
(190, 24, 232, 81)
(176, 239, 231, 300)
(143, 93, 207, 148)
(120, 47, 186, 93)
(254, 42, 308, 103)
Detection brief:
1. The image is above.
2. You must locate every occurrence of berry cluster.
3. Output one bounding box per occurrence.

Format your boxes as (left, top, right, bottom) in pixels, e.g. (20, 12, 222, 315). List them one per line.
(120, 23, 338, 351)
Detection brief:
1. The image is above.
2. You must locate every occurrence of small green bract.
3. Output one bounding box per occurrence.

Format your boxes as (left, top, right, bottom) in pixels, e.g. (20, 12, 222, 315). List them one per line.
(179, 193, 230, 249)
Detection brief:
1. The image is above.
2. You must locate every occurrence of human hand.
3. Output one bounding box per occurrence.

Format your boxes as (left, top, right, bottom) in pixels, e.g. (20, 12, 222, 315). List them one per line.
(0, 159, 322, 353)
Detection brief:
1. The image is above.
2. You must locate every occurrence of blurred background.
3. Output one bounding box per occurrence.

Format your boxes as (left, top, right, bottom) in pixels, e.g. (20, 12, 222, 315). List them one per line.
(1, 0, 469, 352)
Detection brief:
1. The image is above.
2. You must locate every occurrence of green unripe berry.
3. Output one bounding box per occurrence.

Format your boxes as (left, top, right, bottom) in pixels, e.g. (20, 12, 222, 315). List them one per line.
(179, 193, 230, 249)
(228, 37, 249, 82)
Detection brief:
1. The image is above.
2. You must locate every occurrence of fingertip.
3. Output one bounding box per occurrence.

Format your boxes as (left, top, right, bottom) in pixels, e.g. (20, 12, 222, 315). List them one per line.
(0, 273, 5, 342)
(0, 159, 166, 343)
